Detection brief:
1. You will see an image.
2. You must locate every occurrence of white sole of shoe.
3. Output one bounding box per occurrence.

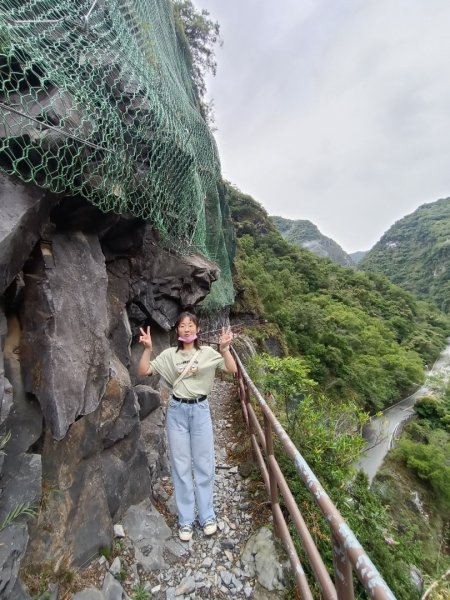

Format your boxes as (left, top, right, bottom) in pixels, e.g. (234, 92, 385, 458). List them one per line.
(203, 524, 217, 536)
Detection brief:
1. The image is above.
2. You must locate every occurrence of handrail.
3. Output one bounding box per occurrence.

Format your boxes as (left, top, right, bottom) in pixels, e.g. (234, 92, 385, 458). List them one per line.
(231, 348, 397, 600)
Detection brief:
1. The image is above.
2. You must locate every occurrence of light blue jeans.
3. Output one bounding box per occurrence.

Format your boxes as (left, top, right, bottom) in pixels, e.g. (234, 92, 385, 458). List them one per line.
(166, 398, 215, 527)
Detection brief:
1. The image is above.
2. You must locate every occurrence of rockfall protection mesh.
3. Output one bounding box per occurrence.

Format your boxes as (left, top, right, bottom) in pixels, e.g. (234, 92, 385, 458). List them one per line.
(0, 0, 234, 310)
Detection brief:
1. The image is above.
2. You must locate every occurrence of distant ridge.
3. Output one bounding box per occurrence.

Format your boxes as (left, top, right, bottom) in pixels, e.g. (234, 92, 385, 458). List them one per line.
(270, 216, 354, 266)
(360, 197, 450, 313)
(350, 250, 367, 264)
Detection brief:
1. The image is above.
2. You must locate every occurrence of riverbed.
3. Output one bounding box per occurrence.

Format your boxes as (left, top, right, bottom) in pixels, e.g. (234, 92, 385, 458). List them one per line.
(356, 338, 450, 483)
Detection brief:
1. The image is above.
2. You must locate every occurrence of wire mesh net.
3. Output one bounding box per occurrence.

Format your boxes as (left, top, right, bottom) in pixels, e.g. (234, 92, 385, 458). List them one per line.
(0, 0, 234, 310)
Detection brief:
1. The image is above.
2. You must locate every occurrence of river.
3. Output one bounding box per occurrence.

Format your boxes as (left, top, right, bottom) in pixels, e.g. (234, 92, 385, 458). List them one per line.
(356, 338, 450, 483)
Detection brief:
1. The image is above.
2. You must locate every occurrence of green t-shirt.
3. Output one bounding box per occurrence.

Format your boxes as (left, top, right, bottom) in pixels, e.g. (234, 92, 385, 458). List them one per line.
(150, 346, 225, 398)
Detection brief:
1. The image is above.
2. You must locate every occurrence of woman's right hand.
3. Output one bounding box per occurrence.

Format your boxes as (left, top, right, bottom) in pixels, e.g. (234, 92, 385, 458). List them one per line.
(139, 326, 152, 351)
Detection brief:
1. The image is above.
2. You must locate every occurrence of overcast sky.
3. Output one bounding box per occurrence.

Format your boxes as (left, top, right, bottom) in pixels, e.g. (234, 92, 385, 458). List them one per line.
(193, 0, 450, 253)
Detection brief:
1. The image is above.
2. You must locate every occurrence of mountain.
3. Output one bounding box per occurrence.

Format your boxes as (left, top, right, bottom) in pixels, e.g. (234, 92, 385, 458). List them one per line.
(350, 250, 368, 264)
(270, 216, 353, 266)
(360, 197, 450, 313)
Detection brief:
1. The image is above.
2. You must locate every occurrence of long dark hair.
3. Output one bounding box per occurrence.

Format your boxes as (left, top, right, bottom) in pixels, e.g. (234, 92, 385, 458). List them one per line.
(175, 311, 201, 352)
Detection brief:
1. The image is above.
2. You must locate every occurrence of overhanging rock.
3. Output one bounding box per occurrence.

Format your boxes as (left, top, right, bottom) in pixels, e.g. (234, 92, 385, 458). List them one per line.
(0, 173, 58, 295)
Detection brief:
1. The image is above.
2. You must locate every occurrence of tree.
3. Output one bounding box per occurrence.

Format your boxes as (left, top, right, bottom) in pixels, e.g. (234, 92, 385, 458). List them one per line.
(171, 0, 221, 117)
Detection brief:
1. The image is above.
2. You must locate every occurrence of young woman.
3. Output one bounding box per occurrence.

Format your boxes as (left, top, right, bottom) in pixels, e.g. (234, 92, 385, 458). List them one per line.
(138, 311, 237, 541)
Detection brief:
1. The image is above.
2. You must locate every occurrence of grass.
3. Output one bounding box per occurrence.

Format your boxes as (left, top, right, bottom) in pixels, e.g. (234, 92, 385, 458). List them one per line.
(0, 503, 37, 531)
(130, 584, 151, 600)
(21, 559, 78, 600)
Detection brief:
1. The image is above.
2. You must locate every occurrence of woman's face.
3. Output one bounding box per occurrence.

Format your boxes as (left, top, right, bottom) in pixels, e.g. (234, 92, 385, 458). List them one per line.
(177, 316, 199, 337)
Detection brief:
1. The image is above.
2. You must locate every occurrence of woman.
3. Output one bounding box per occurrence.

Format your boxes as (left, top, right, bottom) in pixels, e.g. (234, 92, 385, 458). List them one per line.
(138, 311, 237, 541)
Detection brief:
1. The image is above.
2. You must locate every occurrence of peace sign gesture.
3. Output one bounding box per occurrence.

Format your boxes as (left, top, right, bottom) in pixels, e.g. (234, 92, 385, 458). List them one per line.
(139, 326, 152, 351)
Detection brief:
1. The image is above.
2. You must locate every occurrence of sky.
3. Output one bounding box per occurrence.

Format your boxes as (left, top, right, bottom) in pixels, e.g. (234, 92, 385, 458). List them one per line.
(193, 0, 450, 253)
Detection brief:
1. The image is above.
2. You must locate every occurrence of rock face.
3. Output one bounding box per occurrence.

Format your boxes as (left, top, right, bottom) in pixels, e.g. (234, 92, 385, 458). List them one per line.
(20, 232, 110, 440)
(271, 215, 353, 266)
(0, 176, 220, 594)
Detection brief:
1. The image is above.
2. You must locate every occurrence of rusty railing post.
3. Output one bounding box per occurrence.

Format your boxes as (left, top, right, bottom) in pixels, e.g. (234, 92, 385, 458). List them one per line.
(333, 534, 354, 600)
(264, 413, 279, 520)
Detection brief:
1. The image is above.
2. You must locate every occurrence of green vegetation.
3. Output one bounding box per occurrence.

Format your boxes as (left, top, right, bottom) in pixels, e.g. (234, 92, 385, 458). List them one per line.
(131, 585, 151, 600)
(395, 380, 450, 518)
(360, 197, 450, 313)
(226, 182, 450, 414)
(172, 0, 221, 121)
(225, 181, 450, 597)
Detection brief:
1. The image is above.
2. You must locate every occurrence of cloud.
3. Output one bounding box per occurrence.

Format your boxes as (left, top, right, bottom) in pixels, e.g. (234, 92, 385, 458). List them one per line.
(196, 0, 450, 251)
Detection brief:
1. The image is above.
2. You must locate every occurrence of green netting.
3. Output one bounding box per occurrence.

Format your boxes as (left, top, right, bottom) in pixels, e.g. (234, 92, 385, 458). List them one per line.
(0, 0, 234, 310)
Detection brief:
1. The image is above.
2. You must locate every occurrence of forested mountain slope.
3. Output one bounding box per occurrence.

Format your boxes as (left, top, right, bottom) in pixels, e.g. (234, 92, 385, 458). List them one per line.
(271, 215, 353, 266)
(360, 197, 450, 313)
(225, 183, 450, 413)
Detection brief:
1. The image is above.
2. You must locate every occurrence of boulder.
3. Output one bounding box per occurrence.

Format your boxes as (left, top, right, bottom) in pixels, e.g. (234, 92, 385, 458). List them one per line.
(100, 438, 151, 520)
(241, 527, 286, 591)
(140, 407, 168, 481)
(106, 258, 132, 367)
(19, 231, 110, 440)
(100, 356, 139, 448)
(72, 589, 106, 600)
(134, 385, 160, 419)
(129, 227, 219, 330)
(26, 436, 113, 568)
(122, 499, 172, 572)
(102, 571, 130, 600)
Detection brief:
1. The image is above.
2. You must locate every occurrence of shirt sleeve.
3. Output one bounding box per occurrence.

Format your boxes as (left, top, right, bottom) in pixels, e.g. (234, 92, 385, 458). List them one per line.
(207, 346, 225, 370)
(150, 349, 176, 385)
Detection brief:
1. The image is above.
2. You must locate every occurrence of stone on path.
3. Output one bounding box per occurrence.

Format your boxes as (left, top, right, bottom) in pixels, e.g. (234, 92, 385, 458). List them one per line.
(242, 527, 286, 591)
(122, 499, 172, 572)
(72, 589, 106, 600)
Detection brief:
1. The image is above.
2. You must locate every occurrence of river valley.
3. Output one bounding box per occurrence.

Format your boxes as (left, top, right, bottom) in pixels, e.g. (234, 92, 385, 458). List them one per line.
(357, 338, 450, 483)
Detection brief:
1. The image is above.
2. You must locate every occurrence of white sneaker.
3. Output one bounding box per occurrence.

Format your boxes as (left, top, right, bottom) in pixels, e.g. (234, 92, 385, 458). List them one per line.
(178, 524, 193, 541)
(203, 519, 217, 536)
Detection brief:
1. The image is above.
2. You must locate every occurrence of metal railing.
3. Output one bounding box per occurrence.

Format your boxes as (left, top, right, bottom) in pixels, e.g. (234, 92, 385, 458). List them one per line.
(232, 349, 397, 600)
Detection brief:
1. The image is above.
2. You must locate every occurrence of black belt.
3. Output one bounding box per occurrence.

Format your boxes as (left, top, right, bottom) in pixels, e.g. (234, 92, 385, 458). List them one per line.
(172, 394, 207, 404)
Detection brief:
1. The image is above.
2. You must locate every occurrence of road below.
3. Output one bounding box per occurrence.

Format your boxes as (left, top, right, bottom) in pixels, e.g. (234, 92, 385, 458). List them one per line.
(356, 338, 450, 483)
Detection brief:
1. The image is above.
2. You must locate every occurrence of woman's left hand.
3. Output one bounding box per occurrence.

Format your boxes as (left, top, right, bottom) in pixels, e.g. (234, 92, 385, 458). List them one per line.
(219, 327, 233, 353)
